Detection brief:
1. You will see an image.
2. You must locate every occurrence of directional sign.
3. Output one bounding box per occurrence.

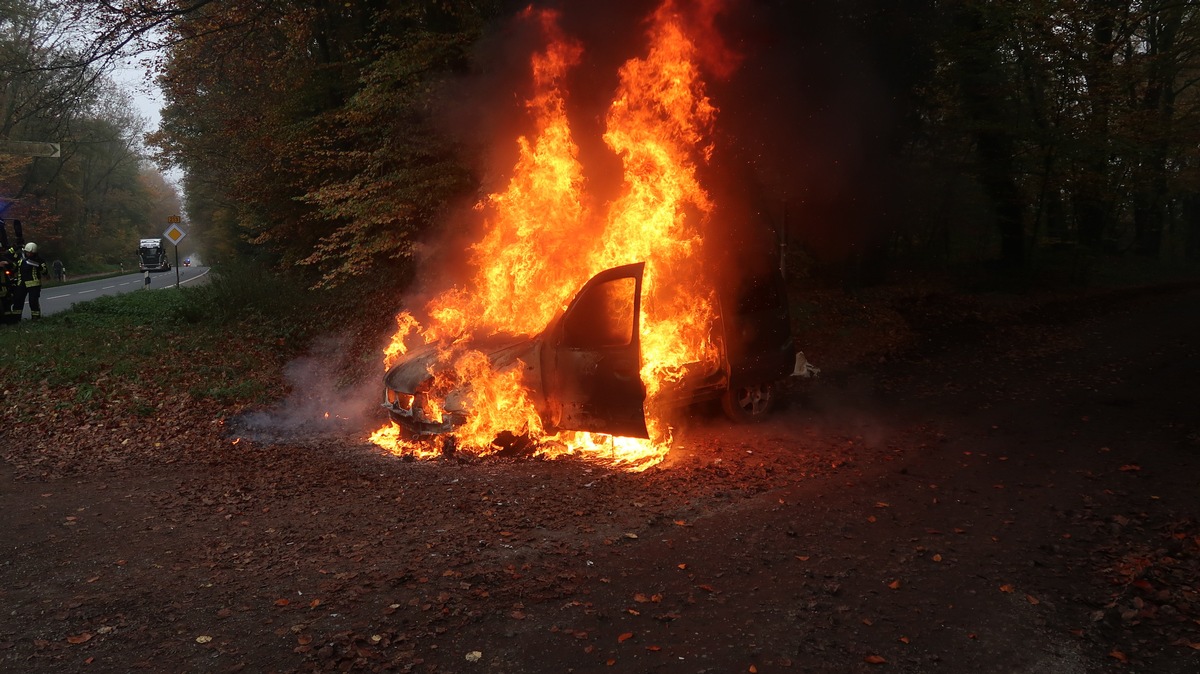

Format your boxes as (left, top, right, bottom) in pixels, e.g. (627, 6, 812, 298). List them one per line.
(0, 140, 61, 158)
(164, 223, 186, 245)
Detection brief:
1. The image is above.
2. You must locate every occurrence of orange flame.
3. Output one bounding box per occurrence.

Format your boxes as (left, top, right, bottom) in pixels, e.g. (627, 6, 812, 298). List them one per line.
(373, 1, 729, 471)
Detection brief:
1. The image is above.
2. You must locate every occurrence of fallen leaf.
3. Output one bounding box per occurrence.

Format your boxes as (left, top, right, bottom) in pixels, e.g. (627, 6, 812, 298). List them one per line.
(618, 632, 633, 643)
(606, 658, 616, 666)
(697, 584, 717, 593)
(795, 555, 810, 561)
(750, 666, 758, 673)
(297, 635, 312, 645)
(309, 599, 321, 608)
(1119, 464, 1140, 472)
(634, 593, 650, 603)
(887, 580, 901, 590)
(899, 636, 910, 644)
(510, 610, 526, 620)
(677, 564, 687, 570)
(66, 633, 93, 645)
(646, 645, 661, 651)
(864, 655, 886, 664)
(1026, 594, 1041, 605)
(932, 554, 943, 562)
(1000, 584, 1015, 593)
(195, 635, 212, 644)
(465, 651, 482, 662)
(1108, 649, 1127, 662)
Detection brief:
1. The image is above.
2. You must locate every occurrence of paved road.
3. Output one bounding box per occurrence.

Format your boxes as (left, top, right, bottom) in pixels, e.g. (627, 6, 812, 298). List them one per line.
(22, 266, 211, 318)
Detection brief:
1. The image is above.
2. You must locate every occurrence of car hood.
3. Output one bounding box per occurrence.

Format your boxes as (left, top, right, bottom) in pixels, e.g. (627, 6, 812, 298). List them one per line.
(383, 334, 540, 395)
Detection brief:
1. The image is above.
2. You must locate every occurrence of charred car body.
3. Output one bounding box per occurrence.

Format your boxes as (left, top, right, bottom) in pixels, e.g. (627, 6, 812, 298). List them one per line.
(382, 260, 797, 444)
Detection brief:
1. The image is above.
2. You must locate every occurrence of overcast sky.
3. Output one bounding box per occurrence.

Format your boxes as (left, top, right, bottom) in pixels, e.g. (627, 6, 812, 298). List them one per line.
(113, 59, 164, 131)
(112, 59, 186, 193)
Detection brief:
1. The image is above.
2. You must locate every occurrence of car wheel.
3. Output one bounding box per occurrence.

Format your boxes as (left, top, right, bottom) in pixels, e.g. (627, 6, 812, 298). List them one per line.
(721, 382, 775, 423)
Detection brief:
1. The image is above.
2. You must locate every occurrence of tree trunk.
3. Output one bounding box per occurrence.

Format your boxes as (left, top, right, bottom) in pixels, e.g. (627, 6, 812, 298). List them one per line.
(1132, 4, 1183, 258)
(951, 4, 1025, 268)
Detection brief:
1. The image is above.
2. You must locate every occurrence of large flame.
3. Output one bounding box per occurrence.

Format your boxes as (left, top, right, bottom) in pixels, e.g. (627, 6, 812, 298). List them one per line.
(371, 1, 729, 471)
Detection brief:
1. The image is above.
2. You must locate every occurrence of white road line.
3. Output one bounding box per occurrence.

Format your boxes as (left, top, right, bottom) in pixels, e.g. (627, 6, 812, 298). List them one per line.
(77, 289, 96, 294)
(102, 285, 115, 289)
(46, 294, 68, 299)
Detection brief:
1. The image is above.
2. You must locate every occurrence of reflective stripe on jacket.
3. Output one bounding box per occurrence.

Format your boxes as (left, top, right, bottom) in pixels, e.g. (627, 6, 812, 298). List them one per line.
(20, 257, 47, 287)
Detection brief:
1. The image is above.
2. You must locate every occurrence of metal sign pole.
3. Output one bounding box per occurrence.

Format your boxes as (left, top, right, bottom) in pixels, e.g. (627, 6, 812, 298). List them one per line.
(175, 246, 181, 287)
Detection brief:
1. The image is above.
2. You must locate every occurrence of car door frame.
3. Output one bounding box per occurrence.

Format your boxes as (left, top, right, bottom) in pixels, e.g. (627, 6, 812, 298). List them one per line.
(541, 262, 649, 439)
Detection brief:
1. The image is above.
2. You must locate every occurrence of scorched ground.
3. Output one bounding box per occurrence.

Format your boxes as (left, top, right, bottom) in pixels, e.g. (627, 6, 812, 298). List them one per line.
(2, 282, 1199, 673)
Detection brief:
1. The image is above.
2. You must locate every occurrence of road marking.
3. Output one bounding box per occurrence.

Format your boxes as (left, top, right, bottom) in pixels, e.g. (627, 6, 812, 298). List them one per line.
(46, 294, 68, 299)
(77, 289, 96, 294)
(102, 285, 115, 289)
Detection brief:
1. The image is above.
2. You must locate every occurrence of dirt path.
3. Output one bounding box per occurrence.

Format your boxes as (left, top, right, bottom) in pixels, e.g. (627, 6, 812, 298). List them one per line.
(2, 285, 1198, 673)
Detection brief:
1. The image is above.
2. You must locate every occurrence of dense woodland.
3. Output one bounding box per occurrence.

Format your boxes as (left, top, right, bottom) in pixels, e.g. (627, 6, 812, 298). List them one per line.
(3, 0, 1199, 285)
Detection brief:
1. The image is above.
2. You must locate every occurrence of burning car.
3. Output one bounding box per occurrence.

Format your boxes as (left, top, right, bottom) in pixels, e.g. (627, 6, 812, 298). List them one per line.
(382, 260, 797, 449)
(371, 2, 817, 467)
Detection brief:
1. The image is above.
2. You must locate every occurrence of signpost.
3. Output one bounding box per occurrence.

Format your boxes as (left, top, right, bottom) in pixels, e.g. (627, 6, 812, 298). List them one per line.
(0, 140, 61, 158)
(164, 220, 186, 287)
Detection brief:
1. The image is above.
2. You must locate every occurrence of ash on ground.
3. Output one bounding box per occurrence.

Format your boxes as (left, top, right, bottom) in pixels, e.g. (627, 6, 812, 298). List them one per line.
(226, 338, 384, 444)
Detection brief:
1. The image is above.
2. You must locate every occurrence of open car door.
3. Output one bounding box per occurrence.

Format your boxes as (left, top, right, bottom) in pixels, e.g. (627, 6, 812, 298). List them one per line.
(544, 262, 649, 439)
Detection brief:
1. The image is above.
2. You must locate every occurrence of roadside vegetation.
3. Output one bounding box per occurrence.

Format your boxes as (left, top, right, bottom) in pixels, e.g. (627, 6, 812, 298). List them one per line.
(0, 265, 402, 477)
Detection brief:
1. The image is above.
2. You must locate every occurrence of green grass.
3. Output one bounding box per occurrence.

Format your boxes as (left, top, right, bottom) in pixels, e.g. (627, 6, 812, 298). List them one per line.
(0, 265, 333, 412)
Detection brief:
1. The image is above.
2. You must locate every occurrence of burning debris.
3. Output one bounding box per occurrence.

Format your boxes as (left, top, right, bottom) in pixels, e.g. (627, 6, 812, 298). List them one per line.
(371, 0, 798, 470)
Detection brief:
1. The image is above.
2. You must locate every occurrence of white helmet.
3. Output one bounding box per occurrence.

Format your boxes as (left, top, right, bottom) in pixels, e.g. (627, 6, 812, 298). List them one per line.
(23, 242, 37, 254)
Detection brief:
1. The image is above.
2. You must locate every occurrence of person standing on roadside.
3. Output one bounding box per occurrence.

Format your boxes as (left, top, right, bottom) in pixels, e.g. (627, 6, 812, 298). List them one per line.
(14, 242, 49, 320)
(0, 236, 18, 324)
(52, 259, 64, 282)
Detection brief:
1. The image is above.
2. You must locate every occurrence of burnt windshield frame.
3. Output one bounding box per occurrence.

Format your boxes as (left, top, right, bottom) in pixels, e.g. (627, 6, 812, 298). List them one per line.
(561, 275, 637, 349)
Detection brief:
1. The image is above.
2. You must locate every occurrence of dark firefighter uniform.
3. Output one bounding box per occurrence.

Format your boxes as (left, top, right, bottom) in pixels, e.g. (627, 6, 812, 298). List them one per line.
(14, 243, 49, 320)
(0, 245, 18, 324)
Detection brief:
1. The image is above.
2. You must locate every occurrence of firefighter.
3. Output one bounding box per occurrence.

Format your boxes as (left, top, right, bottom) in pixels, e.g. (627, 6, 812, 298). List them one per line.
(14, 242, 49, 320)
(0, 242, 18, 324)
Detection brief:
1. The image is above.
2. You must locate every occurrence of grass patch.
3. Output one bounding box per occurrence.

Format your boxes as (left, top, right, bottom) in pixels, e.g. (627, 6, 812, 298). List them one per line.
(0, 265, 335, 415)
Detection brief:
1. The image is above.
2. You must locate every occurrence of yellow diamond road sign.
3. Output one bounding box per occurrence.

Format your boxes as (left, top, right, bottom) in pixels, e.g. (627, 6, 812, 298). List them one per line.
(164, 223, 186, 245)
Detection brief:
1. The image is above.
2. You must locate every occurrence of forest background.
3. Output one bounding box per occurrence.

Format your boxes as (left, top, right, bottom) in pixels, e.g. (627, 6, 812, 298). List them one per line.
(2, 0, 1199, 286)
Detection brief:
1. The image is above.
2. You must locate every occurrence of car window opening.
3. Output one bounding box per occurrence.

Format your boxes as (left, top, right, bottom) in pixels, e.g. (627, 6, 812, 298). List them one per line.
(563, 276, 636, 349)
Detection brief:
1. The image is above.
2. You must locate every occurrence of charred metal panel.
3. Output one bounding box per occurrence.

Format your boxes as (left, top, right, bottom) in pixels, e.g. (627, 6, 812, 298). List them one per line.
(545, 263, 649, 439)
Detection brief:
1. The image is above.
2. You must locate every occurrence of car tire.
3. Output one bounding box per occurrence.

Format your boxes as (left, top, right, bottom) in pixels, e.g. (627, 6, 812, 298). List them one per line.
(721, 382, 775, 423)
